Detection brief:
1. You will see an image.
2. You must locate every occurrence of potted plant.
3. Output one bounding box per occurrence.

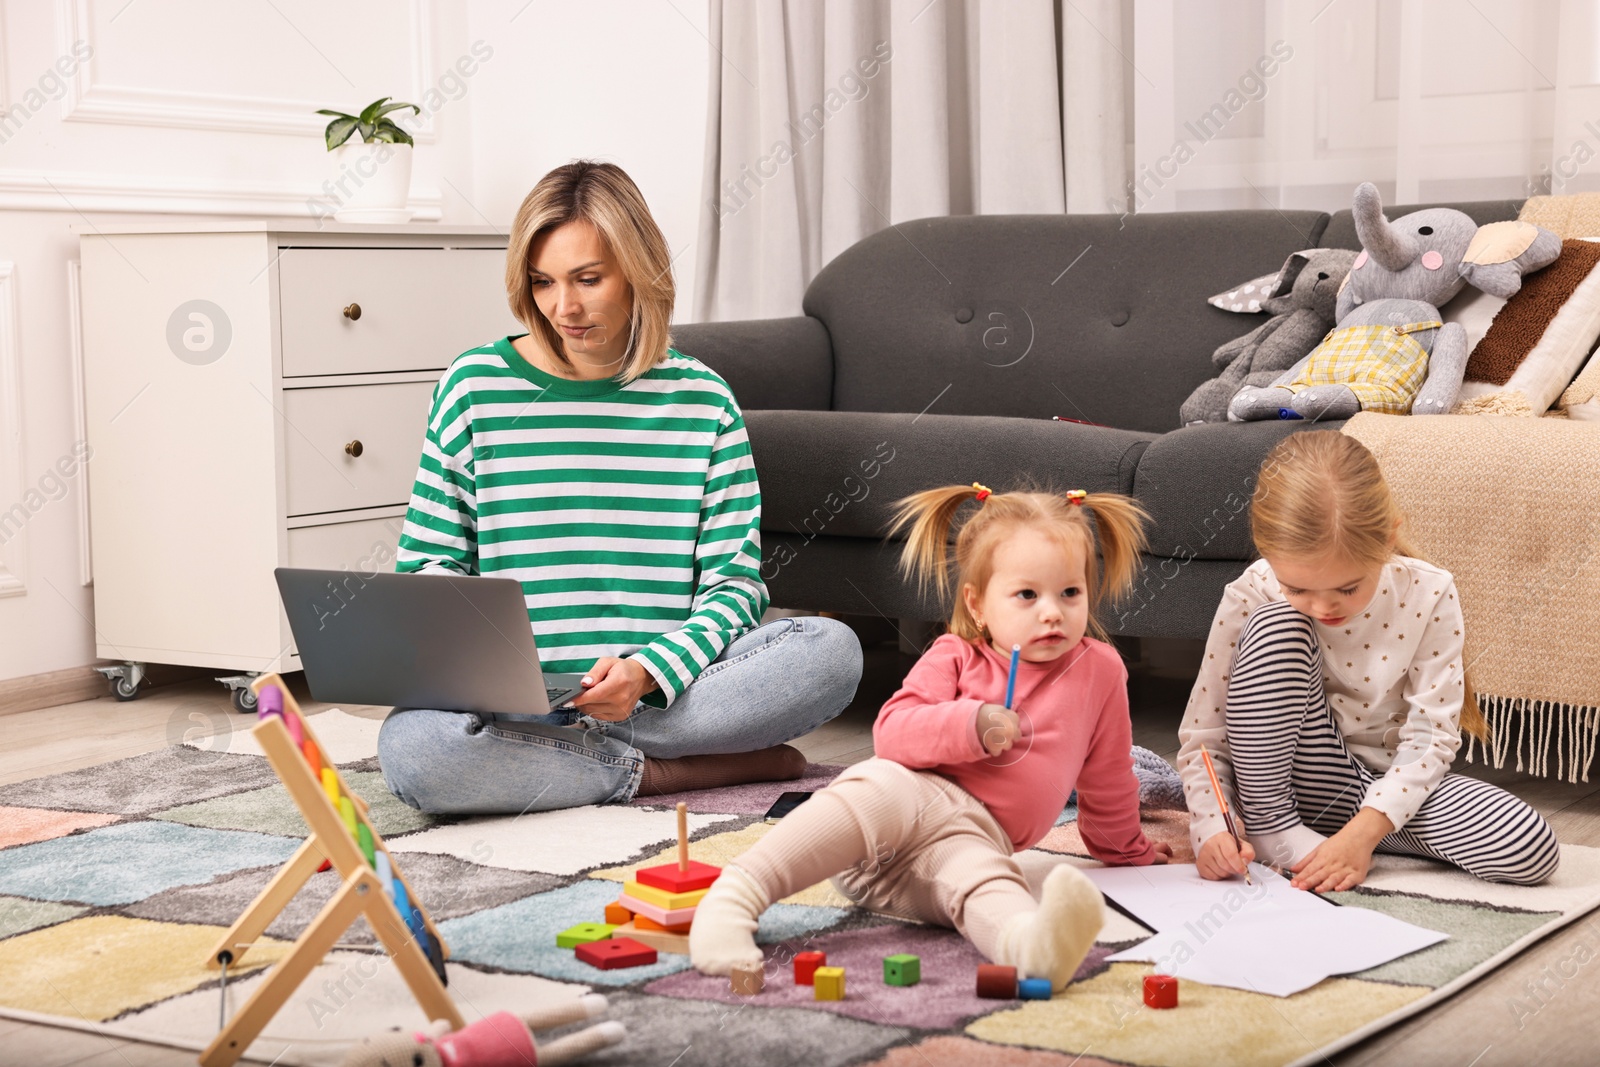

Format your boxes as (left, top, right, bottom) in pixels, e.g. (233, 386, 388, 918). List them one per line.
(315, 97, 420, 222)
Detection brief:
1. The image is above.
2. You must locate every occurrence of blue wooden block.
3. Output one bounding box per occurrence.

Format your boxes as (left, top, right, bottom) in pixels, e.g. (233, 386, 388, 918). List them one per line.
(1018, 977, 1053, 1000)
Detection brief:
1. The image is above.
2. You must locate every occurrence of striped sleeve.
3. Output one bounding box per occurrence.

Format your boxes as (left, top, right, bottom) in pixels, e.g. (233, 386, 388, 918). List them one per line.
(395, 375, 480, 576)
(628, 397, 768, 706)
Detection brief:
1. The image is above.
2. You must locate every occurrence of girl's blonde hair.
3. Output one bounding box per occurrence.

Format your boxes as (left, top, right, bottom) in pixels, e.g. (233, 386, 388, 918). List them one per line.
(885, 483, 1151, 645)
(505, 160, 675, 383)
(1251, 431, 1488, 740)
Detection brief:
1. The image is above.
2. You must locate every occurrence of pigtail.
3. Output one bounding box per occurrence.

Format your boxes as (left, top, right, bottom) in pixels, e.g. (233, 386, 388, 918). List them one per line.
(1076, 493, 1152, 643)
(884, 484, 983, 604)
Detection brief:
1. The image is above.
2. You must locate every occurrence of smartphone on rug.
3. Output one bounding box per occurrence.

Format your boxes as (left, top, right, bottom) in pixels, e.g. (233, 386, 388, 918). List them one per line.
(764, 791, 813, 823)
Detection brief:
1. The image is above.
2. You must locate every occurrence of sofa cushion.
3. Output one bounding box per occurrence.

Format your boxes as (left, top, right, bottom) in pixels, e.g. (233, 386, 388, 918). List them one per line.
(745, 409, 1155, 542)
(801, 210, 1329, 435)
(1320, 198, 1522, 251)
(1133, 421, 1347, 561)
(670, 316, 833, 411)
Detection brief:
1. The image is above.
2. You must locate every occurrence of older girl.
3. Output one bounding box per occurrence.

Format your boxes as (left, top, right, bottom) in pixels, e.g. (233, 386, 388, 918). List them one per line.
(691, 483, 1169, 991)
(1180, 431, 1558, 889)
(378, 161, 861, 814)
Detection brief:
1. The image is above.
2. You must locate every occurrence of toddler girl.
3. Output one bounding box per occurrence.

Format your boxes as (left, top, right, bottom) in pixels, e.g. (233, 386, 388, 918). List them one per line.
(1180, 431, 1559, 889)
(691, 483, 1171, 990)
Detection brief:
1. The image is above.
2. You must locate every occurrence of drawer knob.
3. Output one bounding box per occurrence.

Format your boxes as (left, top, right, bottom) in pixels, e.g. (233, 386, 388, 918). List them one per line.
(343, 302, 362, 321)
(344, 440, 364, 458)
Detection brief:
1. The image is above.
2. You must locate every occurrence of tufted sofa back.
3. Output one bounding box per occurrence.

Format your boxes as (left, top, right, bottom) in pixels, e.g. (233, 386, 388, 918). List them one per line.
(801, 209, 1330, 435)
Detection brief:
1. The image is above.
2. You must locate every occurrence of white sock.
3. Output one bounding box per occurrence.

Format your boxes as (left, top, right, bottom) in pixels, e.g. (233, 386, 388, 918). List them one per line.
(688, 865, 768, 976)
(994, 865, 1105, 992)
(1249, 823, 1327, 871)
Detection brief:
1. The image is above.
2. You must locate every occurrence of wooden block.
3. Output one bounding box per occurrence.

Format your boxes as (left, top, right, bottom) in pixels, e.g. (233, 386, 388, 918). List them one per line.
(730, 963, 764, 996)
(813, 965, 845, 1000)
(1019, 977, 1052, 1000)
(883, 953, 920, 986)
(613, 921, 689, 955)
(556, 922, 615, 949)
(616, 892, 698, 927)
(1143, 974, 1178, 1008)
(794, 950, 826, 985)
(604, 901, 633, 925)
(634, 914, 692, 934)
(976, 964, 1017, 999)
(575, 936, 657, 970)
(636, 859, 722, 894)
(621, 880, 709, 911)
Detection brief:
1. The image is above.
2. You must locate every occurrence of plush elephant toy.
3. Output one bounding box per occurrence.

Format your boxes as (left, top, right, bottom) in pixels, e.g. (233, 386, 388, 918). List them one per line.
(342, 994, 625, 1066)
(1229, 182, 1561, 421)
(1181, 247, 1358, 424)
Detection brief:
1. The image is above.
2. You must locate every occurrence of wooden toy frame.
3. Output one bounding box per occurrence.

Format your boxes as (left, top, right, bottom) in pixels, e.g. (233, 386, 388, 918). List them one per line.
(198, 674, 464, 1066)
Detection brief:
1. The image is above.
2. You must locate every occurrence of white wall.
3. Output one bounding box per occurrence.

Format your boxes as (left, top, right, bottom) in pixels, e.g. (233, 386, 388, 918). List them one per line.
(0, 0, 708, 682)
(465, 1, 709, 325)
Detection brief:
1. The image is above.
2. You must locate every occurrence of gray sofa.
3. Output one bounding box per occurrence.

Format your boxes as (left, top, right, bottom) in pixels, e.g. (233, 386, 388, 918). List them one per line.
(673, 197, 1520, 641)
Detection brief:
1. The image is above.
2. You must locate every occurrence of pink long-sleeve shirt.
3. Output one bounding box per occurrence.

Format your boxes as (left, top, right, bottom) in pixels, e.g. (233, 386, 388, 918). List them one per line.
(873, 633, 1157, 865)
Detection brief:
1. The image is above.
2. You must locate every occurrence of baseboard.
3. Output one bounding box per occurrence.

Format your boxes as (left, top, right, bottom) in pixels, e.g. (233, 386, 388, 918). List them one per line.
(0, 665, 107, 717)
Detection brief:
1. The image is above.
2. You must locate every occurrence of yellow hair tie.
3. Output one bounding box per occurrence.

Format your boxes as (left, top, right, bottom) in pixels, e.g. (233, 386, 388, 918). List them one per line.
(972, 482, 993, 502)
(1066, 489, 1087, 506)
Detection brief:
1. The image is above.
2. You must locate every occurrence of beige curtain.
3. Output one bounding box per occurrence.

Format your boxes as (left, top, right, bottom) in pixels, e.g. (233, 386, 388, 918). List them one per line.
(692, 0, 1131, 323)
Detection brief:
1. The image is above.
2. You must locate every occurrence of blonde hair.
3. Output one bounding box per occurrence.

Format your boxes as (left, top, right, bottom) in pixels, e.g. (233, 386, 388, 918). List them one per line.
(505, 160, 675, 383)
(885, 483, 1151, 645)
(1251, 431, 1488, 741)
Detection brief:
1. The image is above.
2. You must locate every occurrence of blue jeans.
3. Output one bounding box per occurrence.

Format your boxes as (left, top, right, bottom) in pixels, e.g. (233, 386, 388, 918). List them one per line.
(378, 616, 863, 815)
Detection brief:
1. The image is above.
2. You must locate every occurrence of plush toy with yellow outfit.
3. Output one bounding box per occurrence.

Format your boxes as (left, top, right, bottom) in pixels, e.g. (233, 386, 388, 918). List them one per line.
(1229, 182, 1561, 420)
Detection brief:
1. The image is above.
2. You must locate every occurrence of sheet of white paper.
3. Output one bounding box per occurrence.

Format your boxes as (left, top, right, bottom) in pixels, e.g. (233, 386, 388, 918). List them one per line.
(1109, 908, 1447, 996)
(1093, 863, 1448, 996)
(1083, 862, 1326, 933)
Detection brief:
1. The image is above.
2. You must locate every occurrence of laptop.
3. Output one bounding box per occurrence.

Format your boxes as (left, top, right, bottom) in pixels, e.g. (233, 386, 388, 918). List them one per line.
(275, 568, 586, 716)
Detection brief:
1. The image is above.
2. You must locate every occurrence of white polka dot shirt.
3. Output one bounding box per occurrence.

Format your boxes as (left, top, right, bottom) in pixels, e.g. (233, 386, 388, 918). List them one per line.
(1177, 555, 1467, 854)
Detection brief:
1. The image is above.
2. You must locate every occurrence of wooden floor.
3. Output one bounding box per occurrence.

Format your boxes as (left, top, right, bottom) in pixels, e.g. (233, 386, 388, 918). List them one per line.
(2, 634, 1598, 1066)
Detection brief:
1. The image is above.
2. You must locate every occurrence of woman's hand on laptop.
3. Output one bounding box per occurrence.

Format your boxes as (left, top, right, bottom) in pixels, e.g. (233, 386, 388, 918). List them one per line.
(570, 656, 658, 721)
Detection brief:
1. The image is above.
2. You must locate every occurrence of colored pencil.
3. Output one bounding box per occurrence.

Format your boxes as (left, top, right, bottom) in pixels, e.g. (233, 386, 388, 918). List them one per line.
(1004, 644, 1021, 708)
(1199, 744, 1253, 885)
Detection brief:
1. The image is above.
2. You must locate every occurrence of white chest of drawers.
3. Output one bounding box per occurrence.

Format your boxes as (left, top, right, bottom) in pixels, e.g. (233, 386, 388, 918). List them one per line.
(79, 223, 521, 703)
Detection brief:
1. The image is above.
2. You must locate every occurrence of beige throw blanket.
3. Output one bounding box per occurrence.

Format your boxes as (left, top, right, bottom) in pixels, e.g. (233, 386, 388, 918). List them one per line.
(1341, 412, 1600, 781)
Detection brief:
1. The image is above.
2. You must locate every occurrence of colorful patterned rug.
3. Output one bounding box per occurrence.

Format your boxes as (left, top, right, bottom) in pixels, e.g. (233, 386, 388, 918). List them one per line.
(2, 709, 1598, 1067)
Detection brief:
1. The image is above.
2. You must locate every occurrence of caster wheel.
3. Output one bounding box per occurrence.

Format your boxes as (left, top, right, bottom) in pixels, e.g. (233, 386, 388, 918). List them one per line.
(111, 676, 142, 701)
(231, 686, 258, 714)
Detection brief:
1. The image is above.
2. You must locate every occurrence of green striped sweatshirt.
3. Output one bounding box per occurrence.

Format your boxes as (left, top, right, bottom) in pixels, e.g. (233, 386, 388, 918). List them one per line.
(396, 335, 768, 707)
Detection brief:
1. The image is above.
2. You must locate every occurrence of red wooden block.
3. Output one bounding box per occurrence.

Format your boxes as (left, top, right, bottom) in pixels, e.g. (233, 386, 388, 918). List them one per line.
(634, 914, 692, 934)
(575, 936, 657, 970)
(636, 859, 722, 894)
(1143, 974, 1178, 1009)
(976, 964, 1018, 999)
(604, 901, 633, 925)
(794, 950, 827, 985)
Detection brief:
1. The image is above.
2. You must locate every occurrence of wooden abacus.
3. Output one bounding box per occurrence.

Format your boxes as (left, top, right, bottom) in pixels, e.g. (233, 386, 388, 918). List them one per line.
(199, 674, 463, 1067)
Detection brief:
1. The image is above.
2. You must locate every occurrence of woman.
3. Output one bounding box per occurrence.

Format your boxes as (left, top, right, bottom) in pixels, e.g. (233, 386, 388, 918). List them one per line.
(378, 161, 862, 814)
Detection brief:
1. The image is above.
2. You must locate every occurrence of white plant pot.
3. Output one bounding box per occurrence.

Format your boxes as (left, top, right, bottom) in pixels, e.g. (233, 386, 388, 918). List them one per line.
(328, 141, 414, 222)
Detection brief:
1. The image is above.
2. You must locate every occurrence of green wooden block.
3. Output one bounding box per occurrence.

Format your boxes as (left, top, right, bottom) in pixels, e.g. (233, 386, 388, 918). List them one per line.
(556, 922, 616, 949)
(883, 953, 921, 986)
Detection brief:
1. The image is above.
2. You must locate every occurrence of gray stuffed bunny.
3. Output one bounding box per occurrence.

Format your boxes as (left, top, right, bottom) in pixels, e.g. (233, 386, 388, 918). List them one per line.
(1230, 182, 1561, 421)
(1181, 247, 1357, 424)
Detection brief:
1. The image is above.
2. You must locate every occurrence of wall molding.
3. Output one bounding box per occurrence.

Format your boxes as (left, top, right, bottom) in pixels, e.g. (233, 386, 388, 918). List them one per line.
(0, 167, 444, 218)
(57, 0, 439, 143)
(0, 261, 26, 599)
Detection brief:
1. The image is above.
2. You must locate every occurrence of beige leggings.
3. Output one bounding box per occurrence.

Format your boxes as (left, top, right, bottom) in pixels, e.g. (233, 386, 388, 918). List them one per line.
(734, 758, 1066, 961)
